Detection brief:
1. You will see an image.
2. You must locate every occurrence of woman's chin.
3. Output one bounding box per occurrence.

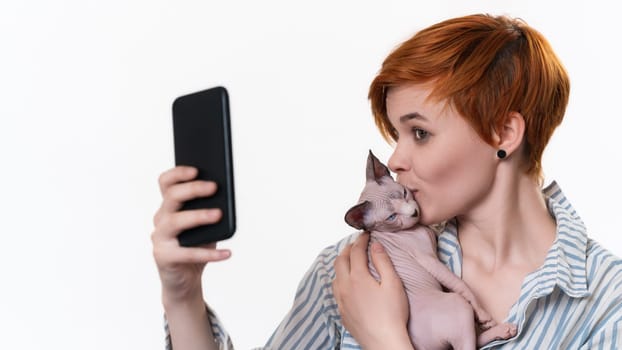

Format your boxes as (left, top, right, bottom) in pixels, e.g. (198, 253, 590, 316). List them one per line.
(418, 214, 438, 226)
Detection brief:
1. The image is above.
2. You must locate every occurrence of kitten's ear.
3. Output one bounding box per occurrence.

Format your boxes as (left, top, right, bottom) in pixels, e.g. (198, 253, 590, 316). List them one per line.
(366, 150, 391, 183)
(345, 201, 371, 230)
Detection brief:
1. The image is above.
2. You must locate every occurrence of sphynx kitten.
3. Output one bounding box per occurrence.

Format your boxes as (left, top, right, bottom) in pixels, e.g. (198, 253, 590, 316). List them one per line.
(344, 151, 517, 350)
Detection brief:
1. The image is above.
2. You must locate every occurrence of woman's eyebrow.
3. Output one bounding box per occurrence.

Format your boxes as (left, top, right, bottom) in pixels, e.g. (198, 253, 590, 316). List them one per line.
(399, 112, 429, 123)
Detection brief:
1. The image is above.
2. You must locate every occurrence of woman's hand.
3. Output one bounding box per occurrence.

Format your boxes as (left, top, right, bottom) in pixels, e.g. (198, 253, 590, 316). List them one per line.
(332, 233, 414, 350)
(151, 166, 232, 305)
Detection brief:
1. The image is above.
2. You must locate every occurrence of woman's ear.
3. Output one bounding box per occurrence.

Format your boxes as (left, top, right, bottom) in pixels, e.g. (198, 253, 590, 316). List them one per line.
(492, 111, 526, 158)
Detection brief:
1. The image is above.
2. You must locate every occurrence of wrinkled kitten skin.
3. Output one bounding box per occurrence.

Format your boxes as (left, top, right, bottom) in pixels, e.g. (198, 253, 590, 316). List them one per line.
(345, 151, 517, 350)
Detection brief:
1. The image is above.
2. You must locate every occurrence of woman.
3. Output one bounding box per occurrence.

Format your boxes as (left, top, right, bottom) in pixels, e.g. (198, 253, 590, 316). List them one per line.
(152, 14, 622, 349)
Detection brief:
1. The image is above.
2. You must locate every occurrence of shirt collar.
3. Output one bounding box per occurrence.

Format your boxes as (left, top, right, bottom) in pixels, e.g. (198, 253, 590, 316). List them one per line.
(437, 180, 590, 298)
(542, 180, 590, 297)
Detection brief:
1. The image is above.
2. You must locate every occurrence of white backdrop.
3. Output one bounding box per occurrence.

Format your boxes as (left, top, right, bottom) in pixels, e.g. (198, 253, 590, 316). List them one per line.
(1, 1, 621, 349)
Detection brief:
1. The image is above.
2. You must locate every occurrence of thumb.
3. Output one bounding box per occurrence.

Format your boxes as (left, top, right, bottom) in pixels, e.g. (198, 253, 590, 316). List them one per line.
(369, 242, 399, 283)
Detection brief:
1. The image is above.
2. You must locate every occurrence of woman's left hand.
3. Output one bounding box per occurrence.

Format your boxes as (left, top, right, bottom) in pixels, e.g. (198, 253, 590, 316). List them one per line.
(332, 233, 414, 350)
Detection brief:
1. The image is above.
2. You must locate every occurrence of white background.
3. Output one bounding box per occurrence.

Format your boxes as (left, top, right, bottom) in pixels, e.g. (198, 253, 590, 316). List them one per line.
(1, 1, 621, 349)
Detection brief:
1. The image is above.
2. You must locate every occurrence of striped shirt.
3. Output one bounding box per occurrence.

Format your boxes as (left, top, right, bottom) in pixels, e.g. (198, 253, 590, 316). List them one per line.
(165, 181, 622, 349)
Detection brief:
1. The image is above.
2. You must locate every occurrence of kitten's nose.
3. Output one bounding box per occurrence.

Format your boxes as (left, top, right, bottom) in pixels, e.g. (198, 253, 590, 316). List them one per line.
(412, 208, 419, 218)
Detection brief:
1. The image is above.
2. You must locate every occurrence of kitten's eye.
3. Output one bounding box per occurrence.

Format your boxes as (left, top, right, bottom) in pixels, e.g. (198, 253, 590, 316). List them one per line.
(387, 213, 397, 221)
(403, 188, 407, 198)
(413, 128, 429, 141)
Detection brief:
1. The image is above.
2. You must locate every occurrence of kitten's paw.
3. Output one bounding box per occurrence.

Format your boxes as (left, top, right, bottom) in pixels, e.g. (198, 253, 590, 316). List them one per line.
(479, 318, 496, 331)
(505, 323, 518, 338)
(476, 322, 518, 346)
(490, 323, 518, 340)
(474, 309, 495, 330)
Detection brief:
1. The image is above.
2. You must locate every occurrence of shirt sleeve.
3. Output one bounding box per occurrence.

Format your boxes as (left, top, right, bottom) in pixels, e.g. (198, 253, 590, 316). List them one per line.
(163, 233, 358, 350)
(163, 306, 234, 350)
(262, 235, 357, 349)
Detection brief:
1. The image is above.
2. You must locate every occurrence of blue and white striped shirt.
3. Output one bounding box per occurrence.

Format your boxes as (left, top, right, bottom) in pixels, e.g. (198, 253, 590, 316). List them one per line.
(165, 181, 622, 349)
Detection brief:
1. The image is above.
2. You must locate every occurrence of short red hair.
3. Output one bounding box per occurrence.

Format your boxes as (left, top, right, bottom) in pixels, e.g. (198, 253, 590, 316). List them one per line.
(369, 14, 570, 183)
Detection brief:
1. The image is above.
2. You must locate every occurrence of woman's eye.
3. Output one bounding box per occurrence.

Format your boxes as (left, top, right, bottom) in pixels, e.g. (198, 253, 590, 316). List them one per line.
(413, 128, 429, 141)
(387, 213, 397, 221)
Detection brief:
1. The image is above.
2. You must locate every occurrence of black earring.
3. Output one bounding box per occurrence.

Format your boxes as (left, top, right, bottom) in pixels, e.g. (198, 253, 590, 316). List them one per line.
(497, 149, 507, 159)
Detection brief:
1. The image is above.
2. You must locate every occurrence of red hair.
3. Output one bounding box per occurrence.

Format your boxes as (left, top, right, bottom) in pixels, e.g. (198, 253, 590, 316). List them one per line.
(369, 14, 570, 183)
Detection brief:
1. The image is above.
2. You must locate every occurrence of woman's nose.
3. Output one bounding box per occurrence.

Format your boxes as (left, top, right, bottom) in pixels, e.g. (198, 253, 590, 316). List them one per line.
(388, 142, 410, 173)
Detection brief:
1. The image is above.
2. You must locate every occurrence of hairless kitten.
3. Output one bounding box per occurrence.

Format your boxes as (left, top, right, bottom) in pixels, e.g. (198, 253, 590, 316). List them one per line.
(345, 151, 517, 350)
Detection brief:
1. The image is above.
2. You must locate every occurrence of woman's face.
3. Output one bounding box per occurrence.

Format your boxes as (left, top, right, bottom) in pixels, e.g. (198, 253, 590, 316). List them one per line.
(386, 84, 498, 225)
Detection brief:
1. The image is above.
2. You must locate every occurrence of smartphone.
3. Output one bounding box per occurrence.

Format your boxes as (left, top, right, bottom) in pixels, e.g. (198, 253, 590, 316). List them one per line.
(172, 86, 236, 246)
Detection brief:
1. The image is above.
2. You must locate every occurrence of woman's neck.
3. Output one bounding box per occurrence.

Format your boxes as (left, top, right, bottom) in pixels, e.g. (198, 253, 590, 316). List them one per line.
(456, 174, 557, 273)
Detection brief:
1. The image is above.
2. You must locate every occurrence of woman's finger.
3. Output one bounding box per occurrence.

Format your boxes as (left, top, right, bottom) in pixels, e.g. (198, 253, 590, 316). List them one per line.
(350, 233, 371, 275)
(369, 242, 400, 286)
(158, 180, 218, 215)
(334, 243, 353, 278)
(155, 242, 231, 265)
(170, 245, 231, 264)
(333, 243, 352, 304)
(153, 209, 222, 240)
(158, 166, 198, 196)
